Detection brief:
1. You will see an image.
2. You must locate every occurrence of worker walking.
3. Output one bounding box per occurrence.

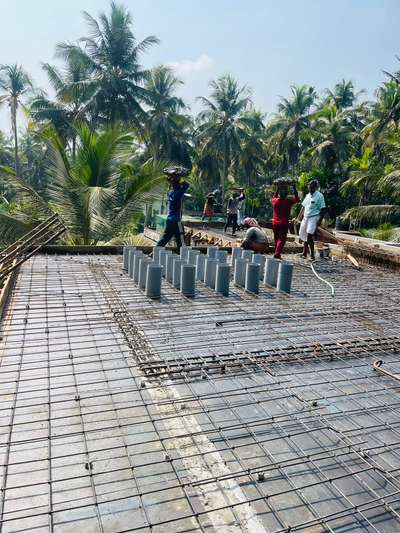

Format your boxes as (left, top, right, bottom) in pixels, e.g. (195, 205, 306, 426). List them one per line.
(297, 179, 327, 261)
(224, 188, 245, 236)
(202, 192, 216, 224)
(237, 194, 246, 229)
(156, 167, 189, 250)
(272, 178, 299, 259)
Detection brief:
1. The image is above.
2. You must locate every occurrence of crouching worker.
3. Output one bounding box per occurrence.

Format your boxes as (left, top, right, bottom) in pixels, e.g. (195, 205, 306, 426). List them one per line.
(272, 177, 299, 259)
(156, 166, 190, 250)
(297, 179, 327, 261)
(241, 217, 268, 253)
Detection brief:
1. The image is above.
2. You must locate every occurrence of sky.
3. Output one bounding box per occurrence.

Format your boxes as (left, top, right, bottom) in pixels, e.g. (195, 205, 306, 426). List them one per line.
(1, 0, 400, 134)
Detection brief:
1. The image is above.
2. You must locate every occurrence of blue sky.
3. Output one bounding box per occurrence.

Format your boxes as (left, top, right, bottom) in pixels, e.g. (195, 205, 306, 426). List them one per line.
(1, 0, 400, 133)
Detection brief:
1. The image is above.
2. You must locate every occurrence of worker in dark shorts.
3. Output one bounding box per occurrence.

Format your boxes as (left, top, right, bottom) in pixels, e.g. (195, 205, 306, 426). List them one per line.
(156, 167, 189, 250)
(224, 188, 245, 236)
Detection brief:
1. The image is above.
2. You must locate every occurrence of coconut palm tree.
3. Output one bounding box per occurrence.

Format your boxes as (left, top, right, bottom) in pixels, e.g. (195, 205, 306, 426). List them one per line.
(266, 84, 317, 176)
(342, 132, 400, 223)
(325, 79, 362, 110)
(145, 65, 192, 167)
(0, 64, 33, 175)
(233, 110, 266, 187)
(57, 2, 159, 125)
(363, 80, 400, 145)
(309, 103, 355, 176)
(30, 55, 94, 157)
(196, 75, 252, 203)
(0, 124, 164, 245)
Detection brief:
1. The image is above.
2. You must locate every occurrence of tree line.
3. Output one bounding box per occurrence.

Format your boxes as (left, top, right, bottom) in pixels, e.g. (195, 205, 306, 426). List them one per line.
(0, 1, 400, 246)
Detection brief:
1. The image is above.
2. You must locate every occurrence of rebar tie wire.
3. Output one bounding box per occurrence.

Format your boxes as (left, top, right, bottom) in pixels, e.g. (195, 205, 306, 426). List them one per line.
(374, 359, 400, 382)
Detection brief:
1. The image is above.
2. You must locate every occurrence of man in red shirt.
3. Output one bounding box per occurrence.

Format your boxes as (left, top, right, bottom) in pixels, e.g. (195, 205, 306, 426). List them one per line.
(271, 178, 300, 259)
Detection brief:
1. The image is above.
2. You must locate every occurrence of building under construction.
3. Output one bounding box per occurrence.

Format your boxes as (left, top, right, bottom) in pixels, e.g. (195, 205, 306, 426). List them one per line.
(1, 223, 400, 532)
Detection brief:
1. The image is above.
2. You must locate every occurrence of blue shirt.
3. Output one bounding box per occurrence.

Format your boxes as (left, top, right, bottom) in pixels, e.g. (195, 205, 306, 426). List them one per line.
(167, 182, 189, 221)
(302, 191, 326, 218)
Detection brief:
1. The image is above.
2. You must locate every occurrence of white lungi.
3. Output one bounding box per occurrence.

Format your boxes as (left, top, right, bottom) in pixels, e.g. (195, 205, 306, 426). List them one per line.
(299, 215, 319, 241)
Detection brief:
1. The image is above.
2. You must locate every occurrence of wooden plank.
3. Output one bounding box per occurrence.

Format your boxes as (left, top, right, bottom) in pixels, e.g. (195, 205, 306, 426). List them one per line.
(0, 261, 17, 321)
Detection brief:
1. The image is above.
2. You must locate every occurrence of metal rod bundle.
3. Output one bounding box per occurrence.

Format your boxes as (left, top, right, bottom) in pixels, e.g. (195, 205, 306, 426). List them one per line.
(0, 214, 66, 284)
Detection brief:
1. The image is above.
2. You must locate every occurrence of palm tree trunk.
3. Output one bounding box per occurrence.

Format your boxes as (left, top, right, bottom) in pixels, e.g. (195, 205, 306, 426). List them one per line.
(72, 134, 76, 160)
(11, 98, 19, 176)
(221, 143, 228, 208)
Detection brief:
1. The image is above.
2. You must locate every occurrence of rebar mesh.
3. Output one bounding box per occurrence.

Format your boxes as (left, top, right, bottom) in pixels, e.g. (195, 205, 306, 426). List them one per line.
(0, 253, 400, 532)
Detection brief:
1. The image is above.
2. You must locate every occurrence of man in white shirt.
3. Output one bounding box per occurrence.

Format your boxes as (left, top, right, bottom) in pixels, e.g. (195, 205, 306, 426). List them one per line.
(296, 179, 327, 260)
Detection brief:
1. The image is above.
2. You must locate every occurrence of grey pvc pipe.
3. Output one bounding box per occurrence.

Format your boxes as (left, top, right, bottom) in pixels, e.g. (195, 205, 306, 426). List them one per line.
(173, 259, 184, 289)
(133, 251, 144, 283)
(139, 257, 152, 290)
(180, 246, 191, 261)
(242, 249, 254, 262)
(231, 247, 242, 270)
(159, 249, 172, 276)
(166, 253, 176, 283)
(196, 253, 206, 281)
(264, 257, 279, 287)
(245, 262, 260, 294)
(153, 246, 163, 264)
(180, 264, 196, 297)
(215, 263, 231, 296)
(253, 253, 266, 281)
(277, 262, 294, 294)
(128, 249, 138, 278)
(188, 249, 200, 266)
(234, 258, 248, 287)
(216, 250, 228, 263)
(146, 263, 163, 299)
(204, 258, 218, 289)
(123, 246, 135, 270)
(207, 246, 218, 259)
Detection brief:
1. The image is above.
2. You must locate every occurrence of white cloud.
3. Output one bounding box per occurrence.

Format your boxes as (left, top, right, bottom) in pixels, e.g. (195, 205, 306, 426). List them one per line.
(167, 54, 215, 80)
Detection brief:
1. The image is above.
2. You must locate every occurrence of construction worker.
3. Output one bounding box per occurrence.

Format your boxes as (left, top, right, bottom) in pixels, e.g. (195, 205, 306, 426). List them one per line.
(224, 188, 245, 236)
(241, 217, 269, 253)
(156, 166, 189, 250)
(237, 194, 246, 229)
(272, 178, 300, 259)
(297, 179, 327, 260)
(202, 192, 216, 224)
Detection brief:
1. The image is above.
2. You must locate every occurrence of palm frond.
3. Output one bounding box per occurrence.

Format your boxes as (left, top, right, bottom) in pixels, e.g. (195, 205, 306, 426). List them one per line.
(0, 209, 33, 244)
(342, 204, 400, 223)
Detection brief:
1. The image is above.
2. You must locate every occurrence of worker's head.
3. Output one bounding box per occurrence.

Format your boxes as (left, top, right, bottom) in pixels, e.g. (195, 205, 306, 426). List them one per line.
(274, 177, 289, 198)
(308, 179, 319, 194)
(163, 166, 189, 188)
(243, 217, 260, 229)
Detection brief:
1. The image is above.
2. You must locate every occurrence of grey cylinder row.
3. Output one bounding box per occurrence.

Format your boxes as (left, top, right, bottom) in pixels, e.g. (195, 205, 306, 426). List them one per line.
(123, 245, 293, 299)
(264, 257, 294, 293)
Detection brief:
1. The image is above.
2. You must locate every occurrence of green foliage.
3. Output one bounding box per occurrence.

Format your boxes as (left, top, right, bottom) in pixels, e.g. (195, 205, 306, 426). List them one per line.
(1, 2, 400, 245)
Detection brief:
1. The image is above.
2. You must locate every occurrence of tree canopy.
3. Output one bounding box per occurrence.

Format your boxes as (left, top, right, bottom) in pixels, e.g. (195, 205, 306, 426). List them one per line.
(1, 1, 400, 245)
